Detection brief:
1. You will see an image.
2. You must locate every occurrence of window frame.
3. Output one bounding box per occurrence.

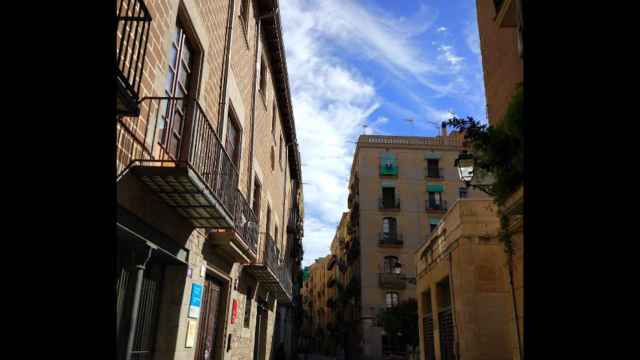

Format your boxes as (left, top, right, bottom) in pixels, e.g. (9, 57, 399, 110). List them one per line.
(385, 292, 399, 308)
(225, 105, 242, 166)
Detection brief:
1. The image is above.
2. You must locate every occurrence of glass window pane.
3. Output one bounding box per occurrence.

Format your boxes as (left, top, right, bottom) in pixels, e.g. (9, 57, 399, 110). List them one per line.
(179, 65, 189, 90)
(164, 69, 175, 92)
(168, 44, 178, 68)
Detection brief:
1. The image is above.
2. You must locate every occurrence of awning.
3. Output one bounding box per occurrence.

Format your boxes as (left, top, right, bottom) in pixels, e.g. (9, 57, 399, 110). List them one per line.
(429, 218, 441, 225)
(425, 152, 440, 160)
(427, 184, 444, 192)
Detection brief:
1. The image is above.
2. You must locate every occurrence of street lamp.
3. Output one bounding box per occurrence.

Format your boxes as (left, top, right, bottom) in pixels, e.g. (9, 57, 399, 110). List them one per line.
(454, 150, 474, 187)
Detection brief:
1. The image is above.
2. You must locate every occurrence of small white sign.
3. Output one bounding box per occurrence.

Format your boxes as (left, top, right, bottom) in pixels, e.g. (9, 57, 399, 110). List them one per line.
(200, 263, 207, 278)
(185, 319, 197, 348)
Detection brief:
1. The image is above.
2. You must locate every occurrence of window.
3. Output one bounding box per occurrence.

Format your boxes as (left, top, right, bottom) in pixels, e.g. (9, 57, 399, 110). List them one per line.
(427, 191, 443, 209)
(266, 205, 271, 237)
(259, 57, 267, 98)
(381, 187, 396, 208)
(385, 292, 399, 308)
(243, 286, 253, 328)
(252, 178, 262, 220)
(427, 159, 440, 178)
(430, 223, 438, 233)
(380, 152, 398, 176)
(162, 22, 196, 159)
(383, 217, 397, 240)
(459, 187, 468, 199)
(271, 101, 277, 135)
(225, 107, 241, 165)
(279, 135, 283, 168)
(383, 256, 399, 274)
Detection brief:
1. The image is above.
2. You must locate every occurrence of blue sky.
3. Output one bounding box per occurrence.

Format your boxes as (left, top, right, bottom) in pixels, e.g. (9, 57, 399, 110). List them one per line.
(279, 0, 487, 266)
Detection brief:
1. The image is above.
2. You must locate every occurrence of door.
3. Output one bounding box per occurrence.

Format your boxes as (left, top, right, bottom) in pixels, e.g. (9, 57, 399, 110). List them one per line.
(253, 303, 268, 360)
(161, 23, 194, 159)
(116, 252, 164, 360)
(195, 276, 223, 360)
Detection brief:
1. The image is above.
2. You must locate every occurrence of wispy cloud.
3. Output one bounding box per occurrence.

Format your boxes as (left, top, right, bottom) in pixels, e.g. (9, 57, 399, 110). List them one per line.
(280, 0, 488, 265)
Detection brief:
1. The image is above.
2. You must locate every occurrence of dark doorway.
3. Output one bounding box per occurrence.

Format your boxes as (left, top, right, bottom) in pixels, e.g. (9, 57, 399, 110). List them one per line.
(195, 276, 224, 360)
(253, 301, 269, 360)
(116, 249, 164, 360)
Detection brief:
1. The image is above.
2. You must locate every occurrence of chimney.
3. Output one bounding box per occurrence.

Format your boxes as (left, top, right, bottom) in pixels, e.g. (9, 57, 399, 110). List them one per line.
(441, 122, 448, 137)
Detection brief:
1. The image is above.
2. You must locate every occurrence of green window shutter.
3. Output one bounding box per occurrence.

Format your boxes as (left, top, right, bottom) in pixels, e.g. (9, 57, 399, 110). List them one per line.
(429, 218, 441, 225)
(427, 184, 444, 192)
(380, 153, 398, 176)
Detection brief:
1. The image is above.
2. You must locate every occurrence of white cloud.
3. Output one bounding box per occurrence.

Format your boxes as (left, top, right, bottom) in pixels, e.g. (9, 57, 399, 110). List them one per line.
(438, 45, 464, 72)
(437, 26, 447, 32)
(281, 0, 382, 264)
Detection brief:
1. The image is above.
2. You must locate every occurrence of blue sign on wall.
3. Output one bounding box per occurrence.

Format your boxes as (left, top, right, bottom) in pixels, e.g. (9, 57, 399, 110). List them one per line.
(188, 283, 203, 319)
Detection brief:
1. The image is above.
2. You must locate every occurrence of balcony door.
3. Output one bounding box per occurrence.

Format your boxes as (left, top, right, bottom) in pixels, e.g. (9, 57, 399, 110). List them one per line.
(383, 217, 397, 241)
(161, 23, 194, 159)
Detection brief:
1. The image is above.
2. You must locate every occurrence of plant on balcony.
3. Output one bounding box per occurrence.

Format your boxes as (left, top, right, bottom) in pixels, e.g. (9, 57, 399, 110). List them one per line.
(446, 83, 523, 254)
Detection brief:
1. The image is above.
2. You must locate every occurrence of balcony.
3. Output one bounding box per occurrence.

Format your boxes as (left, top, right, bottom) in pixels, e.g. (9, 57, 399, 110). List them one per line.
(425, 167, 444, 180)
(245, 233, 293, 303)
(327, 255, 337, 271)
(287, 206, 303, 236)
(347, 239, 360, 264)
(378, 273, 407, 290)
(378, 198, 401, 211)
(119, 97, 239, 229)
(208, 190, 259, 264)
(426, 200, 448, 213)
(378, 233, 403, 247)
(117, 0, 151, 116)
(495, 0, 518, 28)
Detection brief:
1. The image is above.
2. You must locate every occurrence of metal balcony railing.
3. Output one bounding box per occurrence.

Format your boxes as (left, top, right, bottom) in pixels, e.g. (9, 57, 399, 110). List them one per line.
(232, 190, 259, 254)
(120, 97, 239, 215)
(426, 199, 448, 212)
(378, 197, 401, 210)
(262, 233, 279, 276)
(378, 232, 403, 246)
(426, 167, 444, 179)
(117, 0, 151, 115)
(378, 273, 408, 290)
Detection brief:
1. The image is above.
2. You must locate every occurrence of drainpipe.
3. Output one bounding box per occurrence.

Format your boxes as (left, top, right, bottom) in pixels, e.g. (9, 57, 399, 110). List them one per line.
(125, 246, 153, 360)
(246, 10, 260, 198)
(218, 0, 236, 136)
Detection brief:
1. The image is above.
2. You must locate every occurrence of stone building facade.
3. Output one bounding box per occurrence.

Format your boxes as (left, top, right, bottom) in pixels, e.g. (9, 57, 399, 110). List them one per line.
(414, 199, 515, 360)
(345, 133, 487, 360)
(476, 1, 523, 358)
(116, 1, 303, 360)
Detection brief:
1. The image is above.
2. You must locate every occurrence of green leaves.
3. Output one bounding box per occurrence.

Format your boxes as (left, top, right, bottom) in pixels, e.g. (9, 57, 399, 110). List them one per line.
(446, 84, 523, 206)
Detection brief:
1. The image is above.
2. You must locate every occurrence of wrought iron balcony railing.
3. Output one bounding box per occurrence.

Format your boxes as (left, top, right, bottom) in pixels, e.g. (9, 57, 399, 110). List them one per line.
(118, 97, 239, 223)
(262, 233, 279, 275)
(378, 197, 401, 210)
(426, 167, 444, 179)
(378, 273, 407, 290)
(232, 190, 259, 254)
(287, 206, 302, 235)
(378, 232, 403, 246)
(426, 200, 448, 212)
(117, 0, 151, 116)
